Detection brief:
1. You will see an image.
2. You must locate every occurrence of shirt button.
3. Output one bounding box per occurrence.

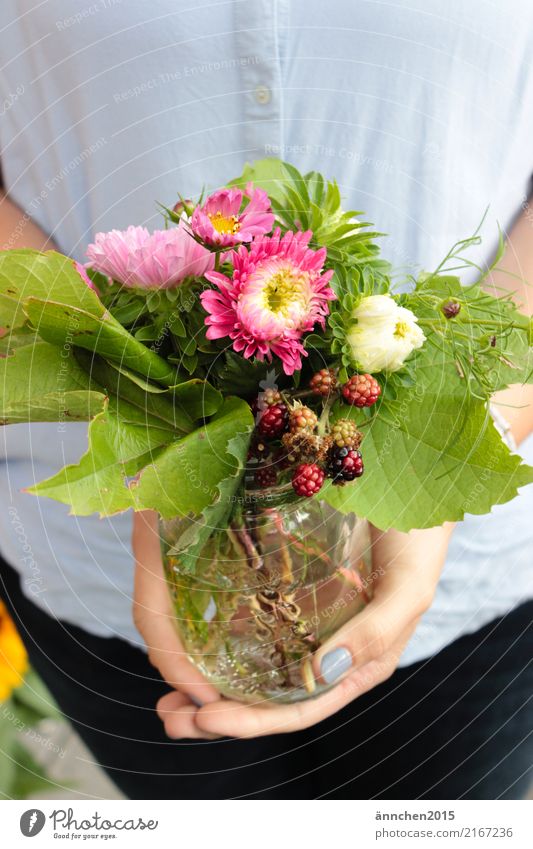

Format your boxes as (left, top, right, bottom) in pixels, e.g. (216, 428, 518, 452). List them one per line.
(254, 85, 271, 105)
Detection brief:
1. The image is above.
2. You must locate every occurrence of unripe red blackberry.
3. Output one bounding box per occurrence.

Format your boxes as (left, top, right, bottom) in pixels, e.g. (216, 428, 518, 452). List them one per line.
(289, 403, 318, 433)
(254, 466, 278, 489)
(342, 373, 381, 407)
(310, 368, 338, 397)
(257, 404, 288, 439)
(330, 418, 362, 449)
(291, 463, 325, 497)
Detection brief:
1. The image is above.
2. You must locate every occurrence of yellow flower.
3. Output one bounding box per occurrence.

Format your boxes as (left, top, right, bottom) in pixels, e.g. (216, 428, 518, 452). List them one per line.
(0, 599, 28, 702)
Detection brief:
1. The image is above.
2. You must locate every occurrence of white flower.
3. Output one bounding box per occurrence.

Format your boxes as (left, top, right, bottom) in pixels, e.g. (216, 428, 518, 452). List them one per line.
(346, 294, 425, 372)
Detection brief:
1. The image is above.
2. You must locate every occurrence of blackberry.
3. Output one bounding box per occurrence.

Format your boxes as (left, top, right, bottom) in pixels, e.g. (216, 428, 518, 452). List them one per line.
(292, 463, 325, 497)
(254, 466, 278, 489)
(282, 431, 321, 464)
(330, 418, 362, 449)
(326, 446, 364, 483)
(257, 404, 288, 439)
(310, 368, 338, 397)
(342, 373, 381, 407)
(289, 403, 318, 433)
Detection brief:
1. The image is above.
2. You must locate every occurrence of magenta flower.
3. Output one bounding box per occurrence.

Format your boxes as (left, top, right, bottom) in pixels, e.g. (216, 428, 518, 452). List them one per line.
(191, 182, 275, 247)
(200, 229, 336, 375)
(86, 223, 214, 288)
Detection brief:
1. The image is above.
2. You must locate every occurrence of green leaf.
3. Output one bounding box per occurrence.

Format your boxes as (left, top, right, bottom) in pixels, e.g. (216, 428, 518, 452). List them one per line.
(165, 426, 252, 572)
(24, 297, 177, 387)
(130, 397, 253, 518)
(322, 343, 533, 529)
(27, 402, 173, 515)
(0, 249, 99, 330)
(28, 397, 253, 519)
(0, 335, 106, 423)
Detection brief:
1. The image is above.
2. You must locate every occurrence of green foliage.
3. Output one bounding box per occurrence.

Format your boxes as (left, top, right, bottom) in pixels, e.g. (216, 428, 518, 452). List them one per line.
(322, 334, 533, 529)
(231, 158, 383, 262)
(29, 397, 253, 519)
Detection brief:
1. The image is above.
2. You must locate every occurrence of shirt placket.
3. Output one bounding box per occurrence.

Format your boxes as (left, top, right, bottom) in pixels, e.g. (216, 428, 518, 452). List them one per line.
(234, 0, 284, 159)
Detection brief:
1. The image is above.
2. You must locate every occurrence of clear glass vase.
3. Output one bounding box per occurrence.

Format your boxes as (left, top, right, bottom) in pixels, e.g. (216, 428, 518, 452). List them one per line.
(160, 499, 371, 704)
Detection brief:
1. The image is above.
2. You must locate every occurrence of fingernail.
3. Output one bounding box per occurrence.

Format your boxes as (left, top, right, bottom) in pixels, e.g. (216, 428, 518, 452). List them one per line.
(189, 695, 204, 707)
(320, 647, 352, 684)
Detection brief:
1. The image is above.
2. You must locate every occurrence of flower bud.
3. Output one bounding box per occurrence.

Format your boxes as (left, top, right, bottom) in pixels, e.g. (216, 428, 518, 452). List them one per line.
(441, 299, 461, 319)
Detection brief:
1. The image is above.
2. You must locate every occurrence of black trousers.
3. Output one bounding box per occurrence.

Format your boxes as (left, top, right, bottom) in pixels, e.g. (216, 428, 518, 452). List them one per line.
(1, 555, 531, 800)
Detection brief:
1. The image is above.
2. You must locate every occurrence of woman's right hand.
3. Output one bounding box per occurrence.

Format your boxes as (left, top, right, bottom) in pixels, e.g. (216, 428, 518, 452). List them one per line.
(132, 510, 222, 738)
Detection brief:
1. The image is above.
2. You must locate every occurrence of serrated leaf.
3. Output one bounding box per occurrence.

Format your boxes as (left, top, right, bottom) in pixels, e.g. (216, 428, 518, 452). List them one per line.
(27, 403, 173, 515)
(322, 341, 533, 529)
(129, 397, 253, 518)
(27, 397, 252, 519)
(165, 427, 252, 572)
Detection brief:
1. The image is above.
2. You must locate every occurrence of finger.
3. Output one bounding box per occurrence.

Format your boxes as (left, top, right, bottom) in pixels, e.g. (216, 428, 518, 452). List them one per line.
(132, 510, 220, 703)
(194, 624, 415, 739)
(156, 690, 222, 740)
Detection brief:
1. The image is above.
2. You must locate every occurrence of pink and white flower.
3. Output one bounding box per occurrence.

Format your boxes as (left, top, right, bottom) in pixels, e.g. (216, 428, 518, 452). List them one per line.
(86, 223, 214, 288)
(200, 229, 336, 375)
(191, 182, 274, 247)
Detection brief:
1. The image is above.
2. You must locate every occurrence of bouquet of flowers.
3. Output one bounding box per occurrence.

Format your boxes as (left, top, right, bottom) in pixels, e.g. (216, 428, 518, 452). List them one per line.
(1, 159, 532, 702)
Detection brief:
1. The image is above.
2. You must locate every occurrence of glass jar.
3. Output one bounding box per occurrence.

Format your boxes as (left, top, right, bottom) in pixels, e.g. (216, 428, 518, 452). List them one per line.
(160, 499, 371, 704)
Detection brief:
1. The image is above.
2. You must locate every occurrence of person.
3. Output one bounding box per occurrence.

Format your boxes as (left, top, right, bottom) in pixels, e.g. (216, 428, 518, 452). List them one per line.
(0, 1, 532, 799)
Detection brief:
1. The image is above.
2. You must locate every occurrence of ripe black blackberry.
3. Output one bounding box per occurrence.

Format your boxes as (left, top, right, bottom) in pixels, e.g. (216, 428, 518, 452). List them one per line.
(326, 445, 364, 483)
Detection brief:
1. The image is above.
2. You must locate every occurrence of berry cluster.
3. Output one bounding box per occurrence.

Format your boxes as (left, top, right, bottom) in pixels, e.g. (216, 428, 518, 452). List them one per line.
(249, 380, 368, 496)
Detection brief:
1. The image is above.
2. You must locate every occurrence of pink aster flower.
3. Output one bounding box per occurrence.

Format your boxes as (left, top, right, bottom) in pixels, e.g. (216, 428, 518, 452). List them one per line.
(86, 223, 214, 288)
(200, 229, 336, 375)
(191, 182, 275, 247)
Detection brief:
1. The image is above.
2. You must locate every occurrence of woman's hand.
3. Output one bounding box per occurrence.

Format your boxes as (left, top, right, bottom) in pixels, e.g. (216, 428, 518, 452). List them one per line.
(132, 510, 222, 738)
(133, 509, 453, 740)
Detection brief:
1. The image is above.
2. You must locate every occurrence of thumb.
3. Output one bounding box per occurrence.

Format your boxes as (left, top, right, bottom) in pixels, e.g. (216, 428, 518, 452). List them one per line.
(313, 553, 436, 686)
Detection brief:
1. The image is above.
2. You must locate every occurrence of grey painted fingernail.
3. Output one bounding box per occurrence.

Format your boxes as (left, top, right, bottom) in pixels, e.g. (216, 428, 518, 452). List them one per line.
(189, 695, 204, 707)
(320, 647, 352, 684)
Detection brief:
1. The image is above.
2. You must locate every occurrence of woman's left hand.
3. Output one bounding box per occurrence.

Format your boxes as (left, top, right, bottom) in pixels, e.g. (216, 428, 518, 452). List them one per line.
(157, 522, 454, 739)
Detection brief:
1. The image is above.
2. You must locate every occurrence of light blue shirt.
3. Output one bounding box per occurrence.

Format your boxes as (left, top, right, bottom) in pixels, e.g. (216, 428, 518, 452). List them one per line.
(1, 0, 532, 663)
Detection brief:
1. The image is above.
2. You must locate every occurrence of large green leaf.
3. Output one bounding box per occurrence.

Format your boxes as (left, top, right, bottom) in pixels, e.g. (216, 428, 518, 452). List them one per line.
(0, 334, 106, 423)
(28, 397, 253, 518)
(24, 297, 177, 387)
(130, 396, 253, 518)
(0, 249, 99, 330)
(165, 426, 252, 571)
(322, 341, 533, 529)
(27, 403, 173, 515)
